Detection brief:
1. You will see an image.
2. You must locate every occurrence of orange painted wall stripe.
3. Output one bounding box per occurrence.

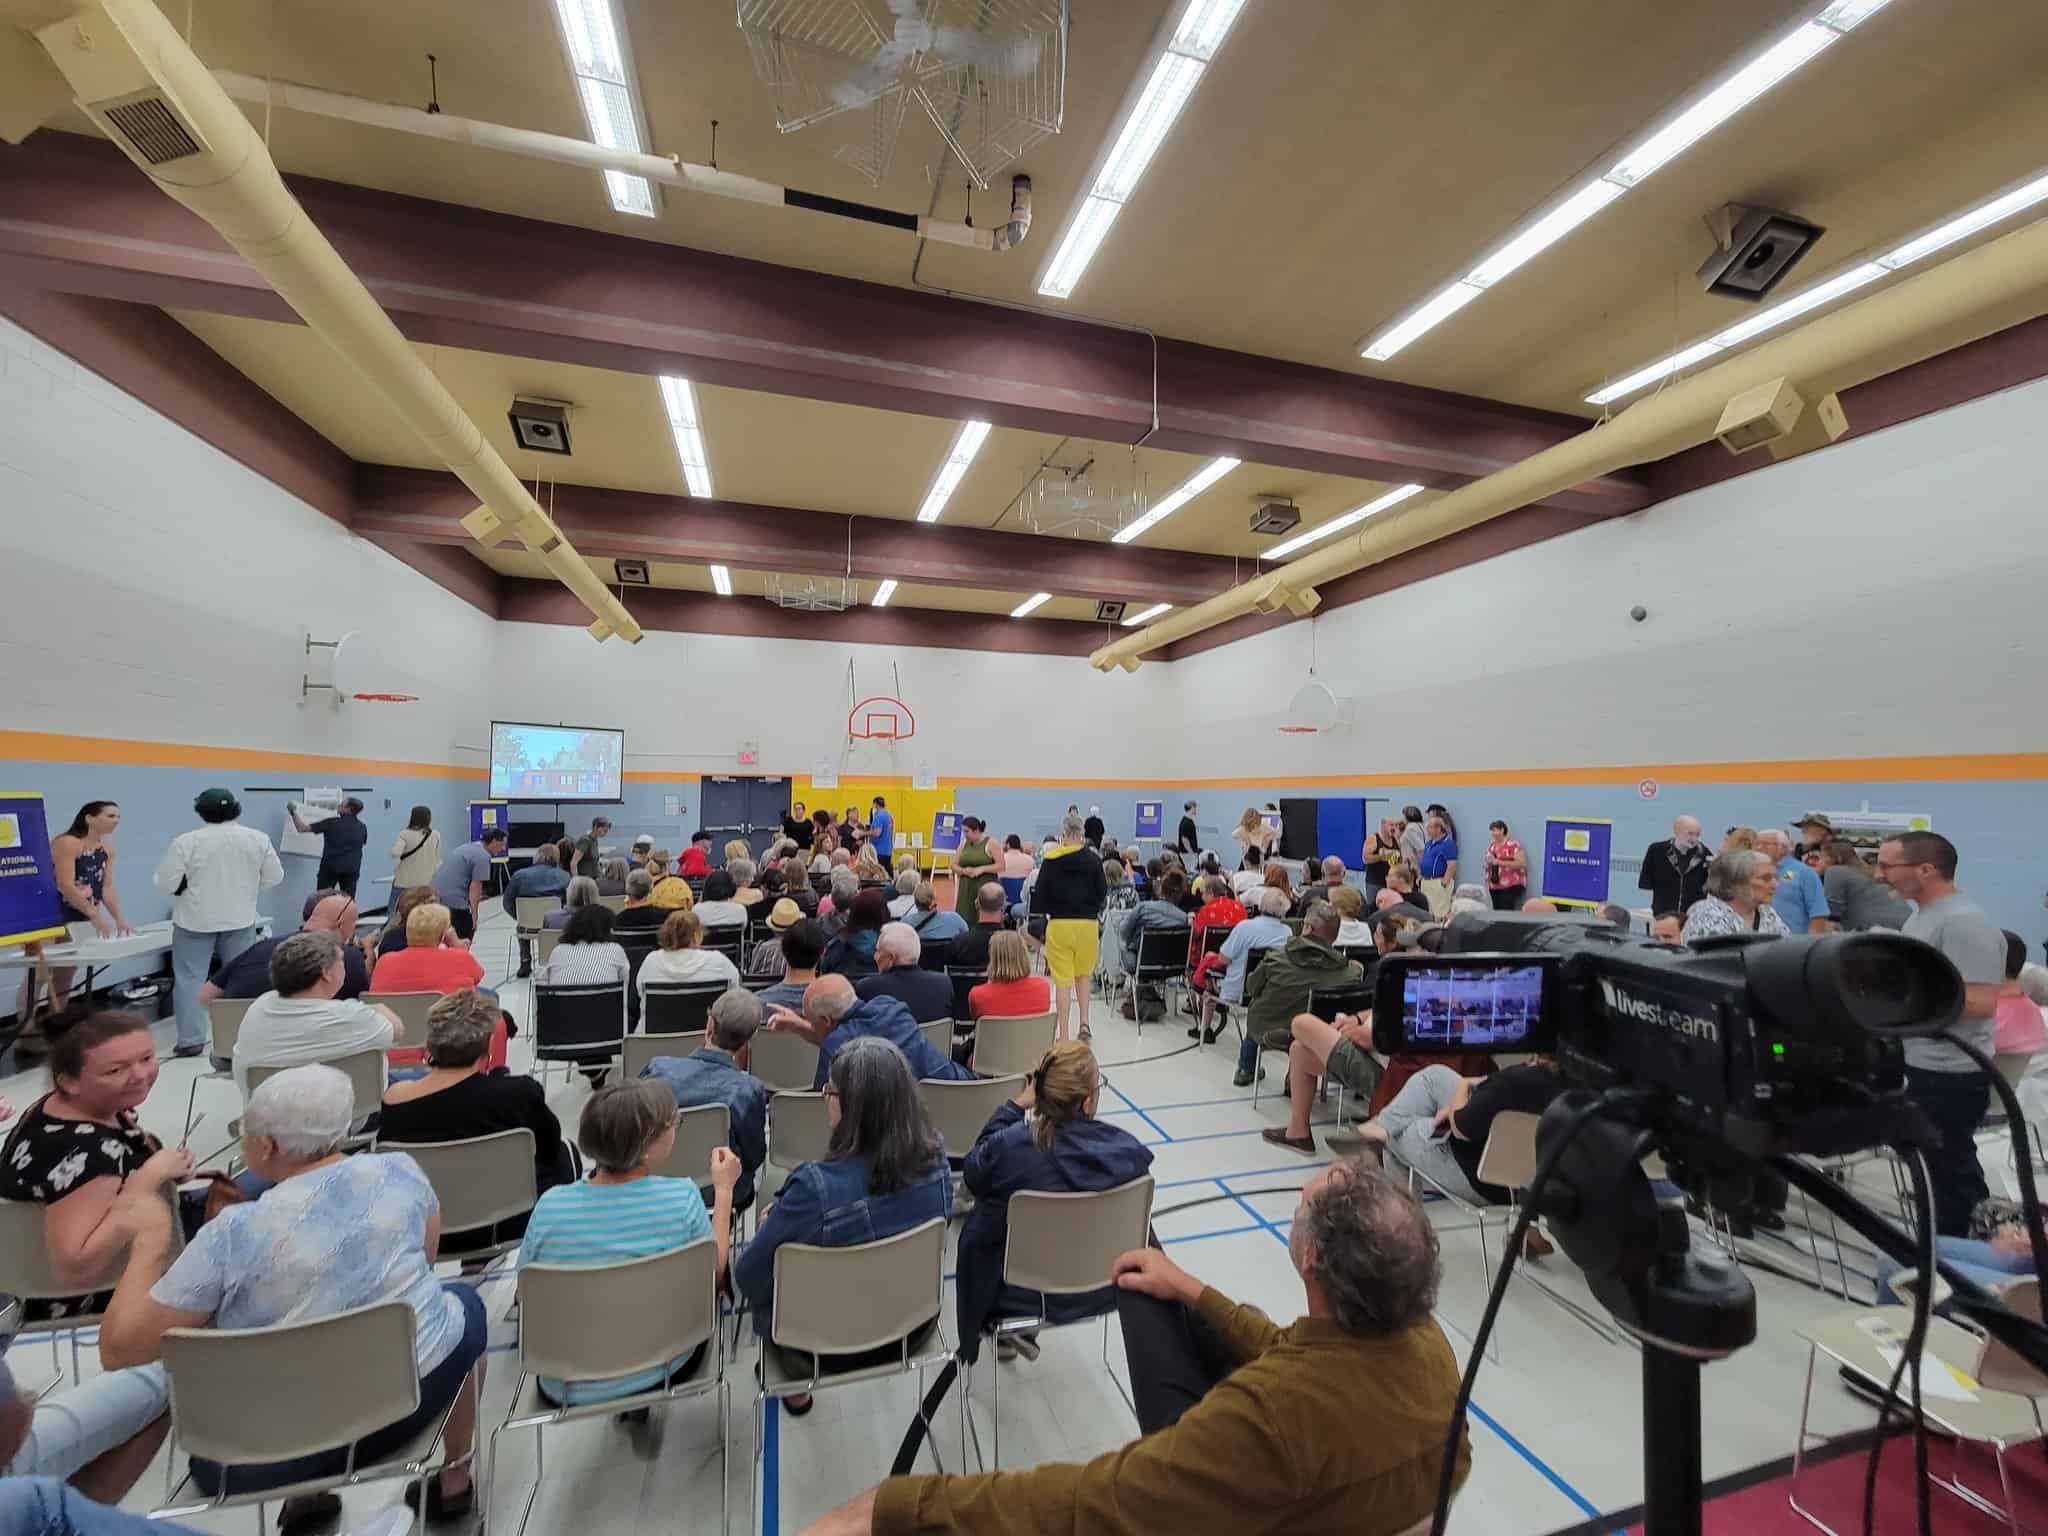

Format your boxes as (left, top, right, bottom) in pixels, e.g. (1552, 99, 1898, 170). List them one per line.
(4, 732, 2045, 788)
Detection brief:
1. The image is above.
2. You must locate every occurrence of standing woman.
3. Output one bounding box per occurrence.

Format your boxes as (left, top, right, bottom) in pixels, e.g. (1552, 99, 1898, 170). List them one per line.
(1232, 808, 1277, 864)
(1483, 820, 1527, 910)
(953, 815, 997, 921)
(23, 801, 134, 1022)
(389, 805, 441, 908)
(783, 800, 815, 852)
(1418, 814, 1459, 917)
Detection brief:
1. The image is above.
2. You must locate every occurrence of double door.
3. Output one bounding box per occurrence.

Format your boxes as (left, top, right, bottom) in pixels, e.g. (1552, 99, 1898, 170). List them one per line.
(697, 775, 793, 862)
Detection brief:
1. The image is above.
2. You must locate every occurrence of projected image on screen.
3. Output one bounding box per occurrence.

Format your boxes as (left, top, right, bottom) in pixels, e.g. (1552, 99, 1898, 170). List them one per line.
(1403, 964, 1546, 1049)
(489, 722, 624, 802)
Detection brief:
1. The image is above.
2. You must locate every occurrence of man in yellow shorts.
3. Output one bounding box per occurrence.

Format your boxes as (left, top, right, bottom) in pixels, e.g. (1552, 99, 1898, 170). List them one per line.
(1033, 812, 1108, 1043)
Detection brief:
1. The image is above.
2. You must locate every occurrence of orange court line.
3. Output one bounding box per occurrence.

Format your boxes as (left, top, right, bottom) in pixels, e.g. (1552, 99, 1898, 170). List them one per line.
(3, 732, 2045, 788)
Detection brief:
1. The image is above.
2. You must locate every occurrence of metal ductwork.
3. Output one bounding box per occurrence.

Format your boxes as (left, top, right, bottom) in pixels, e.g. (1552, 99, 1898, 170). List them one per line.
(30, 0, 641, 641)
(212, 70, 1033, 254)
(1091, 215, 2048, 672)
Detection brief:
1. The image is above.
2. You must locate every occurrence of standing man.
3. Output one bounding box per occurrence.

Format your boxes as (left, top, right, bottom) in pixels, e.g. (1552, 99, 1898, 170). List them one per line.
(1636, 815, 1712, 918)
(431, 825, 507, 942)
(1879, 831, 2005, 1236)
(1794, 813, 1834, 857)
(1035, 813, 1108, 1044)
(1756, 828, 1830, 934)
(571, 816, 611, 878)
(1175, 801, 1200, 859)
(869, 796, 896, 862)
(155, 788, 284, 1058)
(286, 797, 368, 899)
(1083, 806, 1106, 849)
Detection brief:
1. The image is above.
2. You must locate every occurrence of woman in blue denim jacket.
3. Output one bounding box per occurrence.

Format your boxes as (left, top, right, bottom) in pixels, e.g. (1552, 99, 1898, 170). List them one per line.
(733, 1035, 951, 1414)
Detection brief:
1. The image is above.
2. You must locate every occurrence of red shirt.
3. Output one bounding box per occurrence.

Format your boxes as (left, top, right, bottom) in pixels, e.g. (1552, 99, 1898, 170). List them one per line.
(1189, 896, 1247, 964)
(968, 975, 1054, 1020)
(1485, 838, 1526, 891)
(369, 944, 502, 1068)
(679, 846, 712, 877)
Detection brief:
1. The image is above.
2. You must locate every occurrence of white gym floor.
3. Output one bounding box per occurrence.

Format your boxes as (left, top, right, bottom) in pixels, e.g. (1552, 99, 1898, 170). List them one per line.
(4, 903, 1994, 1535)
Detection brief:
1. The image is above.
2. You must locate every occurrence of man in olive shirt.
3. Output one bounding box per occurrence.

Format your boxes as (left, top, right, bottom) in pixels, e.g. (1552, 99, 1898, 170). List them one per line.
(803, 1159, 1467, 1536)
(1235, 901, 1363, 1087)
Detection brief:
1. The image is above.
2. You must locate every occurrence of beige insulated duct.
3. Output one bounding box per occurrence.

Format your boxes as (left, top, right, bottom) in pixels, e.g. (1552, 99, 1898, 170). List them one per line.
(30, 0, 640, 641)
(1091, 215, 2048, 672)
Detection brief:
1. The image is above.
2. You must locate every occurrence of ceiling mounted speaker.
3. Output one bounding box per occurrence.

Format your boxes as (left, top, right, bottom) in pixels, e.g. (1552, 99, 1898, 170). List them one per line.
(508, 398, 573, 455)
(1094, 599, 1128, 623)
(1250, 499, 1301, 536)
(614, 559, 651, 586)
(1698, 204, 1824, 302)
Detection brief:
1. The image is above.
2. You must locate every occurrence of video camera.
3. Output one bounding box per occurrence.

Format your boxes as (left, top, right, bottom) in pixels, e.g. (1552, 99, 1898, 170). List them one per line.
(1369, 911, 1961, 1177)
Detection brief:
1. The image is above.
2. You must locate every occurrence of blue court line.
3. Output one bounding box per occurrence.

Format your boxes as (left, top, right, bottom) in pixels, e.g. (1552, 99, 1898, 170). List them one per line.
(1466, 1400, 1603, 1521)
(1101, 1080, 1175, 1144)
(1157, 1160, 1330, 1190)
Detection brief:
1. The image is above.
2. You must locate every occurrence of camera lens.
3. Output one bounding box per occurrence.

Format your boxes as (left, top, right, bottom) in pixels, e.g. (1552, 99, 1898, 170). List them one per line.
(1827, 934, 1963, 1036)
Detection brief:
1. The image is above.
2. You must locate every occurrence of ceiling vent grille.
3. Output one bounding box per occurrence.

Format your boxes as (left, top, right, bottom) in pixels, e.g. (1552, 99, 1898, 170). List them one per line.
(96, 91, 203, 165)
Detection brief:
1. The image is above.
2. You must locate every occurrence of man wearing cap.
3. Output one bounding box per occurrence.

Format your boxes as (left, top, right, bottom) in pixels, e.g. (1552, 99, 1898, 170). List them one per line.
(286, 797, 369, 898)
(1795, 813, 1834, 857)
(679, 829, 714, 878)
(155, 789, 285, 1058)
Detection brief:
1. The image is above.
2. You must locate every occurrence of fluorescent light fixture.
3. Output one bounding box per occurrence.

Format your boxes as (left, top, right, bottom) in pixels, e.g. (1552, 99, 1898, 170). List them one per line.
(550, 0, 657, 217)
(1362, 2, 1895, 362)
(1262, 484, 1426, 560)
(1109, 456, 1239, 545)
(657, 376, 713, 498)
(1586, 163, 2048, 406)
(709, 564, 733, 596)
(1466, 180, 1626, 288)
(1010, 592, 1053, 619)
(870, 579, 898, 608)
(1879, 171, 2048, 270)
(915, 420, 992, 524)
(1122, 602, 1173, 627)
(1708, 262, 1886, 347)
(1037, 0, 1248, 298)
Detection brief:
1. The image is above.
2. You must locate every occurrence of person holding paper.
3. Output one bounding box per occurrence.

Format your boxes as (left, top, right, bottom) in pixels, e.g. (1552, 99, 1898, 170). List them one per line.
(288, 797, 369, 899)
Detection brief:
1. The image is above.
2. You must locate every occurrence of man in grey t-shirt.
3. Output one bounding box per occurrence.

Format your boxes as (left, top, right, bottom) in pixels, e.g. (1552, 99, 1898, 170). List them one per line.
(1880, 831, 2005, 1235)
(431, 828, 507, 941)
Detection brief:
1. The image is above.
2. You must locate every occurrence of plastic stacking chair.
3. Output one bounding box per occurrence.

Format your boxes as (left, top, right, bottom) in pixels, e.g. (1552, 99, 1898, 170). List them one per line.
(623, 1030, 705, 1081)
(0, 1200, 115, 1381)
(977, 1176, 1155, 1468)
(183, 996, 254, 1140)
(597, 894, 628, 913)
(242, 1049, 387, 1148)
(490, 1242, 725, 1536)
(1122, 928, 1191, 1041)
(701, 926, 746, 968)
(536, 929, 563, 969)
(375, 1130, 537, 1265)
(765, 1092, 833, 1175)
(508, 895, 562, 975)
(653, 1103, 731, 1195)
(1473, 1112, 1626, 1347)
(753, 1219, 954, 1533)
(530, 983, 625, 1083)
(919, 1018, 954, 1060)
(971, 1011, 1056, 1077)
(151, 1302, 463, 1527)
(748, 1029, 820, 1093)
(643, 982, 730, 1035)
(919, 1076, 1027, 1212)
(362, 990, 440, 1052)
(1298, 982, 1376, 1127)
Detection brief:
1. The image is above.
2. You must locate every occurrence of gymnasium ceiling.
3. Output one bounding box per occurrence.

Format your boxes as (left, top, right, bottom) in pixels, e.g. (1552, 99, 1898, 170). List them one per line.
(5, 0, 2048, 642)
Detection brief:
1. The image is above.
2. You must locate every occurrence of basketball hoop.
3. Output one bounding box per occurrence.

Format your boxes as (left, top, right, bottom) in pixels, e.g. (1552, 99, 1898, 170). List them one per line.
(1276, 724, 1320, 734)
(848, 696, 915, 742)
(351, 692, 419, 704)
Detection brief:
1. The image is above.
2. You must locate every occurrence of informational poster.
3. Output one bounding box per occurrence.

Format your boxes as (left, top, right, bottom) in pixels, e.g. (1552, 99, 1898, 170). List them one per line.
(1541, 817, 1613, 908)
(932, 811, 963, 852)
(663, 795, 683, 818)
(1814, 809, 1932, 863)
(811, 756, 839, 791)
(1135, 801, 1162, 839)
(0, 793, 68, 947)
(912, 760, 938, 791)
(469, 801, 509, 847)
(282, 786, 343, 858)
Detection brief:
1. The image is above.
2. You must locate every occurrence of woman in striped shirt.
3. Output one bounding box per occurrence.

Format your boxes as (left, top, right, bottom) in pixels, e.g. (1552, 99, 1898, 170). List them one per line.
(516, 1079, 738, 1408)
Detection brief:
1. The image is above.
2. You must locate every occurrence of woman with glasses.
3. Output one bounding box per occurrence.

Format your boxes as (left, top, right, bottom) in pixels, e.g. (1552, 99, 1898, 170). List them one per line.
(1681, 850, 1789, 942)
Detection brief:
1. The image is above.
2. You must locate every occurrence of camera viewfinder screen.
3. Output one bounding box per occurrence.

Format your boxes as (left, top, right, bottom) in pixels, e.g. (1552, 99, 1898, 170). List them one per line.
(1402, 964, 1548, 1049)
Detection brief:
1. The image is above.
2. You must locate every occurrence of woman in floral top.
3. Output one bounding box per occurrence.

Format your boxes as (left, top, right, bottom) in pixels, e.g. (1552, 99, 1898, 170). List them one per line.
(0, 1011, 190, 1321)
(1483, 820, 1528, 910)
(1680, 850, 1790, 943)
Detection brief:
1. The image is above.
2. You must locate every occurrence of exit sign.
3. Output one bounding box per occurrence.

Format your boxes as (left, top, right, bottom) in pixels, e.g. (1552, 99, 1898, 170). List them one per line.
(737, 740, 759, 766)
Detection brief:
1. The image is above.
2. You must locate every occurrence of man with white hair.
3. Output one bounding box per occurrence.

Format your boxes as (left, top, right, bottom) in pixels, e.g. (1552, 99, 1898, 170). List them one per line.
(1756, 828, 1830, 934)
(766, 975, 971, 1090)
(1292, 855, 1351, 917)
(1637, 815, 1711, 919)
(642, 989, 770, 1210)
(856, 922, 955, 1025)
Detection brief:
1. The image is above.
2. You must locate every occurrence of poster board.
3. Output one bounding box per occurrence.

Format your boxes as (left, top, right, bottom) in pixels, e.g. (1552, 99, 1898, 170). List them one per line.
(1813, 809, 1932, 864)
(281, 786, 343, 858)
(1134, 801, 1162, 839)
(932, 812, 964, 852)
(469, 801, 510, 860)
(0, 793, 67, 946)
(1541, 817, 1612, 908)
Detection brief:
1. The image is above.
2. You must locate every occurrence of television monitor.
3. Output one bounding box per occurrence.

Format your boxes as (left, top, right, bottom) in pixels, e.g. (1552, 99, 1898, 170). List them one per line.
(489, 722, 624, 803)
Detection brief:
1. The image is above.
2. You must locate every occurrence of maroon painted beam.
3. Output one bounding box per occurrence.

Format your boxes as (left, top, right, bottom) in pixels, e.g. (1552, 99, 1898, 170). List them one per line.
(498, 576, 1106, 657)
(353, 465, 1243, 608)
(361, 532, 502, 618)
(0, 287, 355, 525)
(0, 132, 1650, 520)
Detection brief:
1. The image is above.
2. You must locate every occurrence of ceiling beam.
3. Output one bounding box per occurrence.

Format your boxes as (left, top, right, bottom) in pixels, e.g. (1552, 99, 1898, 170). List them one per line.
(498, 577, 1107, 658)
(0, 133, 1652, 521)
(353, 465, 1245, 608)
(361, 532, 502, 618)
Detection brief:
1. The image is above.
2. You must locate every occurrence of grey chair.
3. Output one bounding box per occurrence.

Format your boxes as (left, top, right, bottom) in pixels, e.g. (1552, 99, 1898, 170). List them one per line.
(753, 1218, 955, 1532)
(375, 1129, 538, 1265)
(919, 1017, 954, 1060)
(642, 981, 729, 1034)
(508, 894, 562, 974)
(183, 995, 255, 1140)
(766, 1091, 833, 1174)
(623, 1029, 706, 1082)
(240, 1048, 387, 1150)
(978, 1175, 1155, 1468)
(536, 928, 563, 968)
(749, 1029, 820, 1093)
(491, 1241, 725, 1536)
(1473, 1112, 1627, 1348)
(362, 990, 440, 1052)
(152, 1302, 465, 1526)
(970, 1011, 1056, 1078)
(0, 1199, 115, 1380)
(653, 1102, 731, 1192)
(918, 1075, 1028, 1211)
